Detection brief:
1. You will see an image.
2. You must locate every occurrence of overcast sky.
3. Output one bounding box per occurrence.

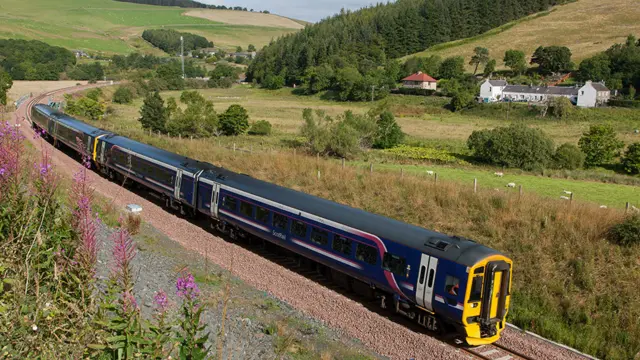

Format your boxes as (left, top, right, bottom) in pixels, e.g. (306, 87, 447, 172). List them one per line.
(198, 0, 380, 22)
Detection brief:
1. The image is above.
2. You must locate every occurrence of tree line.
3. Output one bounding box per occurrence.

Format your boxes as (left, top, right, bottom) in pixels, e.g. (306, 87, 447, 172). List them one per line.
(142, 29, 212, 55)
(248, 0, 570, 87)
(114, 0, 269, 13)
(0, 39, 76, 80)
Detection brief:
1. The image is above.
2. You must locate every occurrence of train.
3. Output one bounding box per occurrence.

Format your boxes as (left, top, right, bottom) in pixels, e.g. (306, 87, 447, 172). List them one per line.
(31, 103, 513, 345)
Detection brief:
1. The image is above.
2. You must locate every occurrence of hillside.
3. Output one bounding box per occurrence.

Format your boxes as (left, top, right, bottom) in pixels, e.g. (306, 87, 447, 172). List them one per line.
(405, 0, 640, 70)
(0, 0, 301, 54)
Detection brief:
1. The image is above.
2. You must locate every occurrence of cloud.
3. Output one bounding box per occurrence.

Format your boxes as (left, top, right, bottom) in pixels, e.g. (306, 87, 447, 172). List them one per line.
(197, 0, 380, 22)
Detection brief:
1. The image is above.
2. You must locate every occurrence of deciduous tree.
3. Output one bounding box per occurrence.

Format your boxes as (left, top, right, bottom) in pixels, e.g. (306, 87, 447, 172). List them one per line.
(139, 91, 167, 133)
(469, 47, 489, 75)
(578, 124, 625, 167)
(503, 49, 527, 75)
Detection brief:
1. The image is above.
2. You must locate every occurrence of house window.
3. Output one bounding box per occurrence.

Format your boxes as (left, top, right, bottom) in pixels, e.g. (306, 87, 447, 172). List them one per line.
(382, 253, 407, 276)
(256, 206, 269, 224)
(332, 235, 352, 256)
(273, 213, 288, 230)
(310, 227, 329, 246)
(355, 244, 377, 265)
(291, 220, 307, 238)
(581, 91, 584, 95)
(445, 275, 460, 296)
(489, 87, 492, 92)
(222, 196, 237, 211)
(239, 201, 253, 218)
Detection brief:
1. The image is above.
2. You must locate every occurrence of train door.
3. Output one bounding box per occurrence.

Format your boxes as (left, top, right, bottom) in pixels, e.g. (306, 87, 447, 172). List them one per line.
(174, 170, 183, 199)
(415, 254, 438, 311)
(480, 261, 511, 328)
(210, 183, 221, 218)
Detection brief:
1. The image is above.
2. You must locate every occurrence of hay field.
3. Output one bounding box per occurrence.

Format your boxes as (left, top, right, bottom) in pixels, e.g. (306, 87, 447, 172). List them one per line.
(7, 81, 89, 103)
(405, 0, 640, 69)
(184, 9, 304, 29)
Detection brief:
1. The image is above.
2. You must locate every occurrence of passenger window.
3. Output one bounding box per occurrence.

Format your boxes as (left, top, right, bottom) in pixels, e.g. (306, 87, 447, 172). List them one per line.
(240, 201, 253, 218)
(272, 213, 288, 230)
(222, 196, 237, 211)
(310, 227, 328, 246)
(470, 276, 483, 302)
(332, 235, 352, 256)
(291, 220, 307, 238)
(427, 269, 434, 288)
(355, 244, 377, 265)
(445, 276, 460, 297)
(419, 266, 426, 285)
(382, 253, 407, 276)
(256, 206, 269, 224)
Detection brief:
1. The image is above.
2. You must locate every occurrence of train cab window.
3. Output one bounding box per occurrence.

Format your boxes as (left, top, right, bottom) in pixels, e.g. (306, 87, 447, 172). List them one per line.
(256, 206, 269, 224)
(273, 213, 288, 230)
(355, 244, 377, 265)
(310, 227, 329, 246)
(474, 267, 485, 274)
(222, 196, 237, 211)
(469, 276, 483, 302)
(382, 253, 407, 276)
(332, 235, 352, 256)
(445, 276, 460, 297)
(240, 201, 253, 218)
(291, 220, 307, 238)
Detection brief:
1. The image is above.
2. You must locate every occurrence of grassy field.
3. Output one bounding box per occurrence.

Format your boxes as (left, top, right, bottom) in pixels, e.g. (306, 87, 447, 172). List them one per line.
(404, 0, 640, 70)
(0, 0, 301, 54)
(184, 9, 303, 29)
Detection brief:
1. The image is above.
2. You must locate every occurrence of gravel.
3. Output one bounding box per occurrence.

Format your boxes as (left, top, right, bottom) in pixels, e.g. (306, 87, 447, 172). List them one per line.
(15, 86, 592, 360)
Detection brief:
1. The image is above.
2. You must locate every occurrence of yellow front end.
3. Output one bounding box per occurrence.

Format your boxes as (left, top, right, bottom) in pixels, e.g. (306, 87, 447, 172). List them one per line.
(461, 255, 513, 345)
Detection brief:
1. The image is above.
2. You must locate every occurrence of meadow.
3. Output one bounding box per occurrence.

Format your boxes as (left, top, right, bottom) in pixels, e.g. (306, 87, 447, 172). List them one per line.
(404, 0, 640, 71)
(0, 0, 300, 53)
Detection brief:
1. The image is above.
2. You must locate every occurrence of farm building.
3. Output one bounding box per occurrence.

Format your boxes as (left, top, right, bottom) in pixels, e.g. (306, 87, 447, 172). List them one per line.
(478, 79, 610, 108)
(401, 71, 437, 90)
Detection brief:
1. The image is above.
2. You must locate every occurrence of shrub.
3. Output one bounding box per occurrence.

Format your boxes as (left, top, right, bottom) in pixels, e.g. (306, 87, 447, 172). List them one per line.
(112, 86, 134, 104)
(219, 104, 250, 136)
(549, 96, 573, 118)
(468, 124, 555, 171)
(86, 88, 103, 101)
(578, 124, 625, 167)
(248, 120, 272, 136)
(608, 215, 640, 246)
(450, 89, 475, 111)
(622, 143, 640, 174)
(373, 111, 404, 149)
(553, 143, 585, 170)
(262, 74, 285, 90)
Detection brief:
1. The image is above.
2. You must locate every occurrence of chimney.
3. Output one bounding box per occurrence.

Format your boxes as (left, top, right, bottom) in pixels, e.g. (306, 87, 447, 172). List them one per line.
(417, 71, 422, 74)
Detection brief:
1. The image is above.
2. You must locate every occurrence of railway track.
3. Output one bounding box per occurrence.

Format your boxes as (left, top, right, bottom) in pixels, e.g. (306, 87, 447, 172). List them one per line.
(18, 84, 595, 360)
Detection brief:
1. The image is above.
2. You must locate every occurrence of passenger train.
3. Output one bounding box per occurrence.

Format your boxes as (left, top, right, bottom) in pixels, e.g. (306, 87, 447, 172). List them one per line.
(31, 104, 513, 345)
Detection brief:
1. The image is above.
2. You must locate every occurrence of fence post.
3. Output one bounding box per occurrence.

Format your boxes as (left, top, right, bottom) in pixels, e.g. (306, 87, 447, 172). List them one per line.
(342, 158, 345, 169)
(293, 148, 296, 158)
(370, 163, 373, 174)
(218, 139, 221, 147)
(401, 168, 404, 178)
(626, 202, 630, 213)
(519, 185, 523, 199)
(233, 143, 236, 152)
(434, 173, 438, 185)
(570, 193, 574, 204)
(474, 178, 477, 193)
(317, 170, 321, 180)
(178, 134, 181, 140)
(190, 136, 193, 141)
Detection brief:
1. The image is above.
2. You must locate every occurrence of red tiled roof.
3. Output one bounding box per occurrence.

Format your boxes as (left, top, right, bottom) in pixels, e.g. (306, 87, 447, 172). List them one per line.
(402, 72, 436, 82)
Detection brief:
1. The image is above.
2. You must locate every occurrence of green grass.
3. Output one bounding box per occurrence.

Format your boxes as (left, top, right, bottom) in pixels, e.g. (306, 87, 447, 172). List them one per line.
(0, 0, 300, 53)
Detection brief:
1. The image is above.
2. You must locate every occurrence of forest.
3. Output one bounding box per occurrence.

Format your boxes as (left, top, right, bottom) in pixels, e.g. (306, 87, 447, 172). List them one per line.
(247, 0, 571, 86)
(142, 29, 212, 54)
(114, 0, 268, 12)
(0, 39, 76, 81)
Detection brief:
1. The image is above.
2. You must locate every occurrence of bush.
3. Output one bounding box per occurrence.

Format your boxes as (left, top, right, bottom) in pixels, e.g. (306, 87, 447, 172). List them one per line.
(468, 124, 555, 171)
(578, 124, 625, 167)
(607, 99, 640, 108)
(373, 111, 404, 149)
(262, 74, 285, 90)
(112, 86, 134, 104)
(450, 89, 475, 111)
(549, 96, 574, 118)
(553, 143, 585, 170)
(608, 215, 640, 246)
(248, 120, 272, 136)
(300, 109, 377, 158)
(219, 104, 250, 136)
(622, 143, 640, 174)
(86, 88, 103, 101)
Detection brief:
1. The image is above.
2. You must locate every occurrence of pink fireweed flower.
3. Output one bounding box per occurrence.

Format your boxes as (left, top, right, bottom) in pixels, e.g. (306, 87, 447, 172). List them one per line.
(154, 290, 169, 314)
(122, 290, 139, 314)
(176, 272, 200, 301)
(111, 227, 136, 290)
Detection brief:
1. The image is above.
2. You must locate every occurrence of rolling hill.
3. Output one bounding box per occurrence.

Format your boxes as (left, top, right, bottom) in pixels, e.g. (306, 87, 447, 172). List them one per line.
(0, 0, 303, 54)
(404, 0, 640, 70)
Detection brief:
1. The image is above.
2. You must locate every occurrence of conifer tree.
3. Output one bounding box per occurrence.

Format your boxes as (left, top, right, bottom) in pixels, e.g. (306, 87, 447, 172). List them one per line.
(138, 91, 167, 133)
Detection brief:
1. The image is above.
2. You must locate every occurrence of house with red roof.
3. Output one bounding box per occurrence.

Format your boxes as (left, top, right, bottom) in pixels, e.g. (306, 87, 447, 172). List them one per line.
(401, 71, 437, 90)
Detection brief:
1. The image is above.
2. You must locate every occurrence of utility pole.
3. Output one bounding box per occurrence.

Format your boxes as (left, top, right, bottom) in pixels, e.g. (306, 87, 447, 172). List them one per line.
(180, 36, 185, 79)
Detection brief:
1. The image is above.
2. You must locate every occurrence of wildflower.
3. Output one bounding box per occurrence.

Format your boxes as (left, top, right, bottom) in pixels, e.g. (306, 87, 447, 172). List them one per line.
(176, 272, 200, 301)
(154, 290, 169, 313)
(32, 324, 38, 332)
(122, 291, 139, 314)
(45, 302, 51, 309)
(111, 228, 136, 290)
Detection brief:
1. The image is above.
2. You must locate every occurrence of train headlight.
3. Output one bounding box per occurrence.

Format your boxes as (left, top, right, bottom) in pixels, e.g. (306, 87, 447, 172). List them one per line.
(471, 302, 479, 308)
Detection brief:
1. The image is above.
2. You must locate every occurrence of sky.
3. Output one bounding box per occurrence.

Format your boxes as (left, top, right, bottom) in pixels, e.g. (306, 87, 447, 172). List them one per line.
(198, 0, 380, 22)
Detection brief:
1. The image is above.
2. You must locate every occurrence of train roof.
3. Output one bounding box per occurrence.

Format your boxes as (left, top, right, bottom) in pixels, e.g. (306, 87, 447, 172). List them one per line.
(34, 104, 110, 137)
(201, 167, 502, 267)
(102, 134, 217, 174)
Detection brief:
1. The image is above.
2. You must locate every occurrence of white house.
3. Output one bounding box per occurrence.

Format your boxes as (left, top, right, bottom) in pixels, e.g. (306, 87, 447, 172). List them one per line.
(401, 71, 437, 90)
(479, 79, 508, 102)
(577, 81, 610, 108)
(502, 84, 579, 103)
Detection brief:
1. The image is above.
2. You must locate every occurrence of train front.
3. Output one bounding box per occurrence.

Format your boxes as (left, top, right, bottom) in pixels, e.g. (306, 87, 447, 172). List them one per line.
(462, 254, 513, 345)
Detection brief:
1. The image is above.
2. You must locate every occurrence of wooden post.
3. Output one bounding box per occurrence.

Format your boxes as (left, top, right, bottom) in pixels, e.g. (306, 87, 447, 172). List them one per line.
(293, 148, 296, 158)
(342, 158, 345, 169)
(190, 136, 193, 141)
(435, 173, 438, 185)
(626, 202, 630, 213)
(370, 163, 373, 174)
(179, 134, 181, 140)
(519, 185, 523, 199)
(474, 178, 477, 193)
(401, 168, 404, 178)
(317, 170, 321, 180)
(233, 143, 236, 152)
(570, 193, 574, 204)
